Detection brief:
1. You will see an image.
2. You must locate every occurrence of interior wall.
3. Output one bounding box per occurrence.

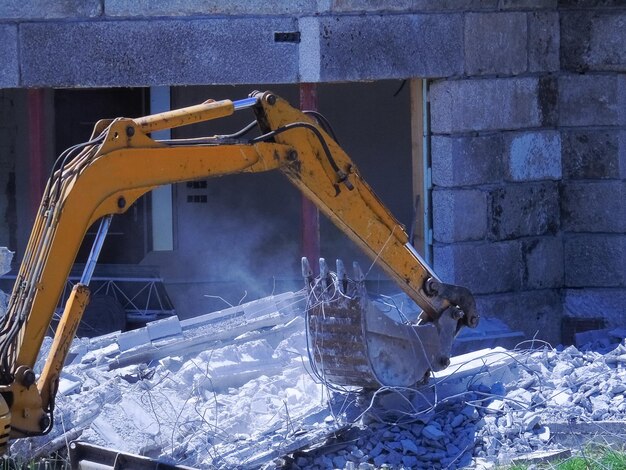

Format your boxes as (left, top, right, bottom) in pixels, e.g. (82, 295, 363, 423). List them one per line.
(143, 81, 413, 318)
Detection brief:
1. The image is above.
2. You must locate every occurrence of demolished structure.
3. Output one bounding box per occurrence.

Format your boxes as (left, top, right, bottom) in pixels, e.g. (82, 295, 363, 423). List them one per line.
(5, 283, 625, 469)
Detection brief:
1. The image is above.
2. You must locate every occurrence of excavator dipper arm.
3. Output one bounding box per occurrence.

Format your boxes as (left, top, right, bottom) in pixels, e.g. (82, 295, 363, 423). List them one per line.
(0, 91, 478, 449)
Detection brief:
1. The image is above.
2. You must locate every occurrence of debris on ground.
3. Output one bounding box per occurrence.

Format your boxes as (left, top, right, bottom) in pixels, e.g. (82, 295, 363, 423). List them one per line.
(12, 292, 359, 468)
(5, 279, 626, 469)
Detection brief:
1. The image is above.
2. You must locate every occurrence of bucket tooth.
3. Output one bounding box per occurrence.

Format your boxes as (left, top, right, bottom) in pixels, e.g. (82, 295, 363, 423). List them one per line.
(301, 257, 314, 290)
(336, 259, 348, 296)
(353, 261, 364, 282)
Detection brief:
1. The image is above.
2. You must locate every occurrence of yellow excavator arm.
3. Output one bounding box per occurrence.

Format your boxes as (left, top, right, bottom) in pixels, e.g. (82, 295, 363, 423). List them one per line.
(0, 91, 478, 449)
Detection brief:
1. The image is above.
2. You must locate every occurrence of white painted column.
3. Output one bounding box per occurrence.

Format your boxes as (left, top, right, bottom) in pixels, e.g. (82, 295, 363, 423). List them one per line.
(150, 87, 174, 251)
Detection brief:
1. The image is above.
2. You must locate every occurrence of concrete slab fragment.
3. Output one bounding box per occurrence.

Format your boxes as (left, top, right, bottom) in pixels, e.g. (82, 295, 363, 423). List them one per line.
(512, 449, 571, 465)
(433, 347, 520, 399)
(146, 316, 182, 341)
(117, 328, 150, 352)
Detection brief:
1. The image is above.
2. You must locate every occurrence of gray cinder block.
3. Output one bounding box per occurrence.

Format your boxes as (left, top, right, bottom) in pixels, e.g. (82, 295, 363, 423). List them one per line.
(528, 11, 560, 72)
(561, 11, 626, 72)
(564, 234, 626, 287)
(432, 189, 488, 242)
(559, 74, 626, 127)
(317, 14, 463, 81)
(504, 131, 561, 182)
(430, 77, 556, 133)
(562, 130, 623, 180)
(431, 134, 504, 187)
(464, 12, 527, 76)
(521, 237, 564, 289)
(489, 182, 560, 240)
(561, 181, 626, 233)
(433, 240, 522, 294)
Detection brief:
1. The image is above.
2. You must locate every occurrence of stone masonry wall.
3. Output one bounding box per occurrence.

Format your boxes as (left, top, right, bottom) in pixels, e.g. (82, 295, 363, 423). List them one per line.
(0, 0, 624, 343)
(430, 2, 626, 343)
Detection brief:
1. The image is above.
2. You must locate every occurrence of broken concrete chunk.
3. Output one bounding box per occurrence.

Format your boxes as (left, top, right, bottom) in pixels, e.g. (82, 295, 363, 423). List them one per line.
(400, 439, 420, 455)
(461, 405, 478, 419)
(548, 389, 572, 407)
(536, 426, 550, 442)
(117, 327, 151, 352)
(552, 362, 574, 379)
(422, 424, 446, 441)
(523, 412, 541, 431)
(507, 389, 532, 409)
(490, 382, 506, 396)
(0, 247, 13, 276)
(485, 399, 505, 414)
(146, 316, 182, 342)
(450, 414, 465, 428)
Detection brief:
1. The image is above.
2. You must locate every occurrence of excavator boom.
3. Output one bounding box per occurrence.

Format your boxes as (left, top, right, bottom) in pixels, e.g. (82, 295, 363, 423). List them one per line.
(0, 91, 478, 450)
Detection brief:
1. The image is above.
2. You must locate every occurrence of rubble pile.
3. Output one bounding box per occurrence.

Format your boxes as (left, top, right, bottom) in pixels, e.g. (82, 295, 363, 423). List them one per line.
(288, 401, 478, 469)
(474, 341, 626, 464)
(12, 292, 352, 468)
(8, 283, 626, 469)
(280, 341, 626, 469)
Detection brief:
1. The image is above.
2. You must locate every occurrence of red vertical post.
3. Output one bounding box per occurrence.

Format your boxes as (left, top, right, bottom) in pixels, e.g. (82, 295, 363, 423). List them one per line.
(27, 89, 46, 221)
(299, 83, 321, 274)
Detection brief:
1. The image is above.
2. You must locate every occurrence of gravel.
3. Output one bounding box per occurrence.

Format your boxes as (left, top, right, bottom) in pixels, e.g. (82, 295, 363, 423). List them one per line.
(284, 339, 626, 469)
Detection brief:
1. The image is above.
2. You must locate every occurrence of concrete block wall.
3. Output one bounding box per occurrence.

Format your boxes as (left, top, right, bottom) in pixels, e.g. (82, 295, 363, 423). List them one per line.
(0, 0, 624, 343)
(431, 1, 626, 343)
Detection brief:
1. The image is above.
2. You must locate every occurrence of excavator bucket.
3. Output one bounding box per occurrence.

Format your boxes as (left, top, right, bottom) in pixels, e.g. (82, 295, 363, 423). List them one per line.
(303, 258, 464, 389)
